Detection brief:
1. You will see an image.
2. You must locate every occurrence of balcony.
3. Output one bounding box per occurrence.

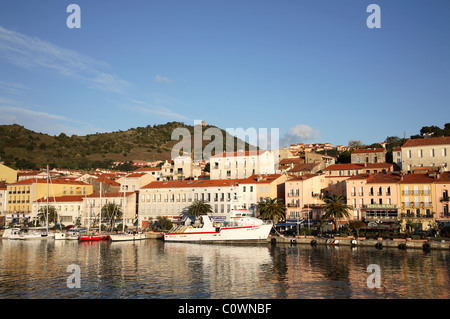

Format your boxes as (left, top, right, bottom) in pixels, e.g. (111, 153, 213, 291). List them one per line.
(400, 212, 434, 219)
(440, 196, 449, 202)
(438, 213, 450, 219)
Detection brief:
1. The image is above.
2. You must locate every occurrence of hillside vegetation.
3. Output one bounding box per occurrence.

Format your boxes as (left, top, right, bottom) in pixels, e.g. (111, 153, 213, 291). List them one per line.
(0, 122, 250, 170)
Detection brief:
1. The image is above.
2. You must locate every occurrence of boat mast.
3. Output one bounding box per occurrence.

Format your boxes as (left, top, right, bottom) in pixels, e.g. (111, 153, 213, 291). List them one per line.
(46, 165, 49, 232)
(122, 177, 126, 232)
(99, 181, 102, 234)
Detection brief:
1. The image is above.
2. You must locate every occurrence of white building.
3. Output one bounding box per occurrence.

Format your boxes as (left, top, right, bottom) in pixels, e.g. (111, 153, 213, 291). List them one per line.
(401, 136, 450, 172)
(33, 195, 84, 226)
(209, 150, 275, 180)
(139, 179, 242, 224)
(82, 191, 138, 229)
(116, 173, 156, 192)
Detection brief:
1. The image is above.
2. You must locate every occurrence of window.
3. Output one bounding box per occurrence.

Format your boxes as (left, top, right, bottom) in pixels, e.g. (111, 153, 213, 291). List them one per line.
(443, 148, 447, 157)
(265, 186, 269, 193)
(430, 149, 435, 157)
(418, 149, 423, 158)
(407, 150, 412, 158)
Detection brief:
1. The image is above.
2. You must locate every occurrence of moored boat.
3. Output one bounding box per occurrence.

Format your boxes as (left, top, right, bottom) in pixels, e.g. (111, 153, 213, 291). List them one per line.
(2, 227, 23, 239)
(79, 233, 110, 242)
(110, 230, 148, 242)
(164, 207, 272, 243)
(16, 227, 54, 240)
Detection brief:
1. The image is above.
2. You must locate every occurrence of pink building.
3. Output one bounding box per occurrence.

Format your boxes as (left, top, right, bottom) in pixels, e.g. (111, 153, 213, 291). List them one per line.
(346, 172, 402, 221)
(284, 174, 325, 221)
(435, 172, 450, 221)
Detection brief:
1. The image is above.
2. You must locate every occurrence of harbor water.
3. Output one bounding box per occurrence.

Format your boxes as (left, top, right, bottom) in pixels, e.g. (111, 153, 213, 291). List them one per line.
(0, 239, 449, 299)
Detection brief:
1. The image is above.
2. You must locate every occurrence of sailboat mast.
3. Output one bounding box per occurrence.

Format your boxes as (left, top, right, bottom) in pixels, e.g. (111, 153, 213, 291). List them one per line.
(123, 177, 126, 231)
(46, 165, 49, 231)
(99, 181, 102, 233)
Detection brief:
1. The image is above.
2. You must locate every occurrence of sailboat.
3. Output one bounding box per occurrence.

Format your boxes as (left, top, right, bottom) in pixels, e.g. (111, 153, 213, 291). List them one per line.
(19, 165, 55, 240)
(79, 182, 109, 241)
(110, 177, 147, 242)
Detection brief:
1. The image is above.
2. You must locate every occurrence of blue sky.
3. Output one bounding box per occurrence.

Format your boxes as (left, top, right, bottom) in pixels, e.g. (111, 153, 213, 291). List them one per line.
(0, 1, 449, 148)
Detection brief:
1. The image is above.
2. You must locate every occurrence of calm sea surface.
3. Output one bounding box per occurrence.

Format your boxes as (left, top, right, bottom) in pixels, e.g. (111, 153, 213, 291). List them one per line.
(0, 238, 449, 299)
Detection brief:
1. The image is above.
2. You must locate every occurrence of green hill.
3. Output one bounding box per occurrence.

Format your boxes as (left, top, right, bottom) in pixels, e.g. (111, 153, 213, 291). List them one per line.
(0, 122, 252, 170)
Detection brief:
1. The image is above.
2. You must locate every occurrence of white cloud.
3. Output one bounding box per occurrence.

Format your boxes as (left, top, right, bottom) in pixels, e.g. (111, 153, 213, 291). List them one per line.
(281, 124, 320, 146)
(0, 97, 104, 136)
(154, 75, 173, 83)
(0, 26, 130, 94)
(125, 98, 189, 121)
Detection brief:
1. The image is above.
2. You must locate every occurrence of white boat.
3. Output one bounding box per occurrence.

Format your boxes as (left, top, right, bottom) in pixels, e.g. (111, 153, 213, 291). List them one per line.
(15, 227, 54, 240)
(164, 207, 273, 243)
(54, 229, 81, 240)
(110, 230, 148, 242)
(2, 227, 23, 239)
(54, 232, 68, 240)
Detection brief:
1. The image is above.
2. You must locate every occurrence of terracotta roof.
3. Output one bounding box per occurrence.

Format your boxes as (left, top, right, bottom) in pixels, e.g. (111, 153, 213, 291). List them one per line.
(279, 158, 304, 165)
(288, 163, 319, 172)
(9, 178, 90, 186)
(36, 195, 85, 203)
(367, 172, 402, 184)
(364, 163, 394, 169)
(125, 173, 148, 178)
(135, 167, 162, 172)
(347, 174, 370, 181)
(142, 179, 241, 189)
(286, 174, 318, 182)
(239, 174, 284, 184)
(210, 150, 267, 159)
(436, 172, 450, 183)
(402, 136, 450, 148)
(352, 148, 385, 154)
(398, 173, 435, 184)
(86, 191, 135, 198)
(323, 164, 364, 170)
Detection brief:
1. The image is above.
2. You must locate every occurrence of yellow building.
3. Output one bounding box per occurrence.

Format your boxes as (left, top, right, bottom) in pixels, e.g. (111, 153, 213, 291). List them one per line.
(397, 173, 436, 231)
(6, 178, 93, 225)
(0, 164, 17, 184)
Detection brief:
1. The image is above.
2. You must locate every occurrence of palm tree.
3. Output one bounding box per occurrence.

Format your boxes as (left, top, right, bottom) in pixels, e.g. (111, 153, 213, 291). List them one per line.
(185, 200, 213, 219)
(101, 202, 122, 231)
(37, 205, 57, 227)
(321, 195, 353, 233)
(257, 197, 286, 224)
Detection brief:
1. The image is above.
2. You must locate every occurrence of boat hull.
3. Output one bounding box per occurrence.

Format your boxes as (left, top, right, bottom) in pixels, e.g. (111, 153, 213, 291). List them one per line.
(110, 233, 148, 242)
(79, 235, 110, 242)
(164, 224, 272, 243)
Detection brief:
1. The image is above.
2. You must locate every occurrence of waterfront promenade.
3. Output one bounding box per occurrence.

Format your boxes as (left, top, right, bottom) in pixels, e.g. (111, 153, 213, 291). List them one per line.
(269, 234, 450, 250)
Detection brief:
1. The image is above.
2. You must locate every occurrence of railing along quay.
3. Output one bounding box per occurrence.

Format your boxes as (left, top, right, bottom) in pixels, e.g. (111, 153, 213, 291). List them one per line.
(268, 235, 450, 251)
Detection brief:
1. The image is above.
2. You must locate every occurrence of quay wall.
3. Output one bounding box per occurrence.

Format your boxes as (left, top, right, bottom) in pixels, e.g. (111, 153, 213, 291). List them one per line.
(268, 235, 450, 251)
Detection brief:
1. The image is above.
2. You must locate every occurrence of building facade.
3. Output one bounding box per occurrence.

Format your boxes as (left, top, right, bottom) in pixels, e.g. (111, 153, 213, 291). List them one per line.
(209, 150, 275, 180)
(435, 172, 450, 222)
(397, 173, 436, 231)
(346, 172, 401, 221)
(401, 136, 450, 173)
(6, 178, 93, 225)
(285, 174, 325, 221)
(351, 148, 387, 164)
(139, 179, 241, 225)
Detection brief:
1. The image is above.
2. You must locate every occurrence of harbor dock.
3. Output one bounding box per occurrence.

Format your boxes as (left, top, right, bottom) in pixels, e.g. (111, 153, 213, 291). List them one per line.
(268, 235, 450, 250)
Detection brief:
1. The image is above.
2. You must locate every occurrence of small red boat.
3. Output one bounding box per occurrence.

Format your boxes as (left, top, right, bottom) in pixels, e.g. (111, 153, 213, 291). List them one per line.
(79, 234, 110, 241)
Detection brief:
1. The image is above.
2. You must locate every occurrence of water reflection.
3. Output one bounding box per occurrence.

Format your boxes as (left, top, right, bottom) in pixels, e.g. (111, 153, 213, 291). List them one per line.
(0, 240, 449, 299)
